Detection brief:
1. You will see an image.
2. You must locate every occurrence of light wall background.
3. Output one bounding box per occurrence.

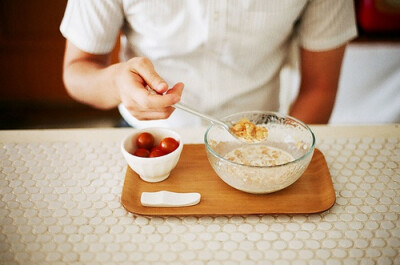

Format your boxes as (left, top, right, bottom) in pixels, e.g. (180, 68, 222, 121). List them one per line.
(280, 42, 400, 124)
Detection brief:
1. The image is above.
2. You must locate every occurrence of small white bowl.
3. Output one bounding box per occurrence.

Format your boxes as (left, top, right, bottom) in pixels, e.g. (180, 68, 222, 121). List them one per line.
(121, 127, 183, 182)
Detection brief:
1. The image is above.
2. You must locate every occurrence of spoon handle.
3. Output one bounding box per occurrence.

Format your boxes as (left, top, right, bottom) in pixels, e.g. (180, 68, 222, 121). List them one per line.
(174, 102, 229, 129)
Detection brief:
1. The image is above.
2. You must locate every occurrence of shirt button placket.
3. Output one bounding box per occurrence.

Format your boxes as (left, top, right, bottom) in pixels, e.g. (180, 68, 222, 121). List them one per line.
(205, 0, 227, 111)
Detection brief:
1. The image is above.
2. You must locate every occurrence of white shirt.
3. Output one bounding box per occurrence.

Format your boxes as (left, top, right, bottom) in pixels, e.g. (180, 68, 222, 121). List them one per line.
(60, 0, 357, 128)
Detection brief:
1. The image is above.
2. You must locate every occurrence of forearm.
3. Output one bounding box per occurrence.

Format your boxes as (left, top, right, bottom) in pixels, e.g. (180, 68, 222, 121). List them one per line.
(62, 41, 183, 120)
(289, 84, 337, 124)
(63, 59, 121, 110)
(289, 45, 346, 124)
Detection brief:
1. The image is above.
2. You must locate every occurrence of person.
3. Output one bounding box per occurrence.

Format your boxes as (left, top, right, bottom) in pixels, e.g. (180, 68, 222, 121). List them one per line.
(60, 0, 357, 128)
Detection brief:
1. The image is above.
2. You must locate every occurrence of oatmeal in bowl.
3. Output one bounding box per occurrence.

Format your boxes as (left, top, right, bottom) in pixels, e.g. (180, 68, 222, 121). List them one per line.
(204, 111, 315, 194)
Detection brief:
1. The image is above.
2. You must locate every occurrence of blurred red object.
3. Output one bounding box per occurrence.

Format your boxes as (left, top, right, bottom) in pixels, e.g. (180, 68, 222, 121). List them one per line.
(356, 0, 400, 32)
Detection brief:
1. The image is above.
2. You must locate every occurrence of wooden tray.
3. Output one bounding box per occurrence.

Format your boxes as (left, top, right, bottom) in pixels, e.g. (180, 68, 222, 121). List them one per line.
(121, 144, 335, 216)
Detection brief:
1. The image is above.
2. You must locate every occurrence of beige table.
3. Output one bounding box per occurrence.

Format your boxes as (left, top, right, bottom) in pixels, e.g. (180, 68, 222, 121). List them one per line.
(0, 125, 399, 264)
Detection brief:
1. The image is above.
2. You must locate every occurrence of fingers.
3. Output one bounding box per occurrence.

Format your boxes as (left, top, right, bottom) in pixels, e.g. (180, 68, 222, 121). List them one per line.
(129, 82, 182, 109)
(128, 57, 168, 94)
(129, 106, 176, 121)
(121, 81, 184, 120)
(118, 57, 184, 121)
(166, 82, 184, 97)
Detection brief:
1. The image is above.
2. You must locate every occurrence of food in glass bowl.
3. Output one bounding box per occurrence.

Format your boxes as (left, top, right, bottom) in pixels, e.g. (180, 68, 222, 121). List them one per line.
(204, 111, 315, 194)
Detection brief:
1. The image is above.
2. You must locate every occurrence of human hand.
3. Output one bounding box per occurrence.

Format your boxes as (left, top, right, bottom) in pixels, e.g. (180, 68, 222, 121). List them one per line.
(115, 57, 183, 120)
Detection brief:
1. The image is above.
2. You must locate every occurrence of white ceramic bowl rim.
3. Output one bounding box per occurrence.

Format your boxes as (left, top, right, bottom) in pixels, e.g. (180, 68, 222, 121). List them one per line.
(204, 111, 316, 169)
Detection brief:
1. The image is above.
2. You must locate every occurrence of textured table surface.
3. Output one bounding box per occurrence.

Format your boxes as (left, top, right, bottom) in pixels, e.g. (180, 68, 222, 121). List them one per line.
(0, 125, 399, 265)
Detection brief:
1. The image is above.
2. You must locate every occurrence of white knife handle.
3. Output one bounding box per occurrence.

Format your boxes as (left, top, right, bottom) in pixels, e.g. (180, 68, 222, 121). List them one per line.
(141, 191, 201, 207)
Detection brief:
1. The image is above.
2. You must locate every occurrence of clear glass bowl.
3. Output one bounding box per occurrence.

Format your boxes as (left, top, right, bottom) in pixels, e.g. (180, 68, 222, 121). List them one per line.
(204, 111, 316, 194)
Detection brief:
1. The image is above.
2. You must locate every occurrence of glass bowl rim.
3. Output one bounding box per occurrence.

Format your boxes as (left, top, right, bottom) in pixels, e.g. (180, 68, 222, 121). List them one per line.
(204, 111, 316, 169)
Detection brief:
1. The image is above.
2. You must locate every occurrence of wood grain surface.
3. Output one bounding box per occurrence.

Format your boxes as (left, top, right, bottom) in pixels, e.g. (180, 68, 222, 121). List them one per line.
(121, 145, 335, 216)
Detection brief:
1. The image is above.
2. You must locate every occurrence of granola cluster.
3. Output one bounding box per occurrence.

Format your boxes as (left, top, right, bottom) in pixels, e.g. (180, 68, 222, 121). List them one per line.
(230, 118, 268, 142)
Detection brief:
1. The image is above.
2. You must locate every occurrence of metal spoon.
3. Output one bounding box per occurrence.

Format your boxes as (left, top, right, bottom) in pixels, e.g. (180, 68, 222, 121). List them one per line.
(174, 102, 267, 143)
(146, 86, 266, 142)
(174, 102, 231, 131)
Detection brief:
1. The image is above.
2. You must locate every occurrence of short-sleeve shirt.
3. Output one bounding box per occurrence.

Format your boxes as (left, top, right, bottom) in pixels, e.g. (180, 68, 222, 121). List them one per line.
(60, 0, 357, 128)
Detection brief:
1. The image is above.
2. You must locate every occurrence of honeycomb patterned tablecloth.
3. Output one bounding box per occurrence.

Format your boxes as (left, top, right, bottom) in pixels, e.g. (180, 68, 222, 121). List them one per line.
(0, 126, 399, 265)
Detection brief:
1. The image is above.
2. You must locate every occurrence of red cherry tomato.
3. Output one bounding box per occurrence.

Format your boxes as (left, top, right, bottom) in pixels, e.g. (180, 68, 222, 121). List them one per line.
(151, 145, 162, 152)
(135, 132, 154, 150)
(149, 148, 166, 158)
(160, 137, 179, 154)
(133, 148, 150, 157)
